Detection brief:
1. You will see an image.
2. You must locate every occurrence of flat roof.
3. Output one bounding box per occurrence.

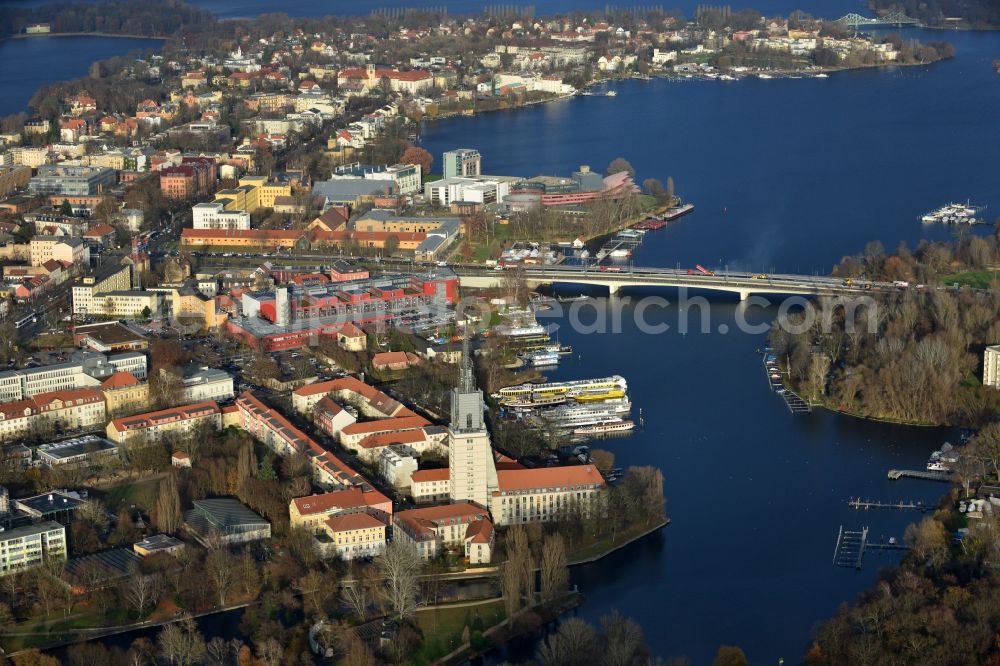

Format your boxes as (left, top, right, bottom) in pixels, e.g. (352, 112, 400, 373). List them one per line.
(0, 521, 64, 541)
(38, 435, 118, 460)
(16, 491, 85, 514)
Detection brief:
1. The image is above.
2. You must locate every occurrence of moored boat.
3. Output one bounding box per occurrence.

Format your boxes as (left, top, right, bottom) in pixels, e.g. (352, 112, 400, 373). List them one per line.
(573, 419, 635, 436)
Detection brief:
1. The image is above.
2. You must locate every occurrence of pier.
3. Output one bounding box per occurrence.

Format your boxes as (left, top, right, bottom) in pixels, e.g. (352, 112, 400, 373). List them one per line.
(762, 354, 811, 413)
(833, 525, 911, 570)
(847, 498, 930, 512)
(887, 469, 954, 482)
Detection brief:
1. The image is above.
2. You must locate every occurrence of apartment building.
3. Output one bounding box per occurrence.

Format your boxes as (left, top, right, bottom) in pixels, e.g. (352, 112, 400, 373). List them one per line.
(443, 149, 481, 178)
(176, 366, 234, 403)
(0, 521, 66, 576)
(90, 291, 161, 319)
(192, 202, 250, 230)
(72, 263, 133, 315)
(984, 345, 1000, 388)
(288, 487, 392, 532)
(0, 388, 106, 442)
(29, 236, 89, 268)
(100, 371, 149, 417)
(317, 512, 386, 560)
(106, 401, 221, 443)
(393, 502, 494, 564)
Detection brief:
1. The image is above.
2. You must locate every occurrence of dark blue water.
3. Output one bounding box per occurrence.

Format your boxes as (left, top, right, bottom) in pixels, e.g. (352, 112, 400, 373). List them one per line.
(0, 35, 163, 116)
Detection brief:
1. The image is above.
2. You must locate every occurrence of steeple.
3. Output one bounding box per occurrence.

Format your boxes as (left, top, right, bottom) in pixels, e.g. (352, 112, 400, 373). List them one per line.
(459, 323, 475, 392)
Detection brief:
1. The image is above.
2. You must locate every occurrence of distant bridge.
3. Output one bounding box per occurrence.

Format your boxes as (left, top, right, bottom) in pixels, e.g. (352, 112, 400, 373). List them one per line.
(837, 11, 921, 27)
(455, 265, 907, 301)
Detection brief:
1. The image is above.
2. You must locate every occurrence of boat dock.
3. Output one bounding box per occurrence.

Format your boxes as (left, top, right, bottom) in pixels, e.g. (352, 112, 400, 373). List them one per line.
(887, 469, 954, 482)
(833, 525, 910, 570)
(762, 353, 811, 413)
(595, 235, 642, 262)
(848, 498, 930, 512)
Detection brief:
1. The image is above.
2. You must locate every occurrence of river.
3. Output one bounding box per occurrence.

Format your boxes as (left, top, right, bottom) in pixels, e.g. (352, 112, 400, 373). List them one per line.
(413, 26, 1000, 664)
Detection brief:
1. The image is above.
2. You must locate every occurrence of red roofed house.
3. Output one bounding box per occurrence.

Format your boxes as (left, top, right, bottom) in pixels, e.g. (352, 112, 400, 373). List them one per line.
(393, 502, 494, 564)
(336, 65, 434, 95)
(410, 467, 451, 504)
(372, 351, 421, 372)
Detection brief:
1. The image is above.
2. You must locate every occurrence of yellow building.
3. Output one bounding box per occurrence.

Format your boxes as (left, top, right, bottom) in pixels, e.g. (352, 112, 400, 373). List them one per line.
(214, 185, 259, 214)
(239, 175, 291, 209)
(99, 371, 150, 417)
(318, 512, 386, 560)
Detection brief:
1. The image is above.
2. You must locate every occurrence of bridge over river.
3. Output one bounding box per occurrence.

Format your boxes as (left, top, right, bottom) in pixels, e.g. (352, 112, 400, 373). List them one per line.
(455, 265, 908, 301)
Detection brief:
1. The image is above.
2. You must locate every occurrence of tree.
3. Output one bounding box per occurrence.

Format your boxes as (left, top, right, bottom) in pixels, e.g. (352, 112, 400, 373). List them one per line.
(535, 617, 598, 666)
(601, 610, 646, 666)
(384, 234, 400, 256)
(713, 645, 749, 666)
(606, 157, 635, 178)
(904, 517, 950, 567)
(540, 533, 569, 602)
(124, 568, 162, 618)
(205, 548, 236, 606)
(157, 616, 207, 666)
(400, 146, 433, 176)
(11, 650, 61, 666)
(153, 473, 182, 534)
(59, 199, 74, 216)
(377, 540, 420, 620)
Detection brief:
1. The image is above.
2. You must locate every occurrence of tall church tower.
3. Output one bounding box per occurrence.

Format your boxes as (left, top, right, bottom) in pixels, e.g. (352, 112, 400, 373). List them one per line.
(448, 333, 497, 508)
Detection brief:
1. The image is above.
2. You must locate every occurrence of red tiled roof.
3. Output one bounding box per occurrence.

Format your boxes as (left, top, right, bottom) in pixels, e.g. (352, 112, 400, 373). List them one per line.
(411, 468, 449, 483)
(495, 465, 606, 492)
(111, 401, 218, 432)
(357, 428, 427, 449)
(324, 512, 385, 533)
(100, 371, 140, 390)
(340, 415, 429, 437)
(292, 487, 390, 516)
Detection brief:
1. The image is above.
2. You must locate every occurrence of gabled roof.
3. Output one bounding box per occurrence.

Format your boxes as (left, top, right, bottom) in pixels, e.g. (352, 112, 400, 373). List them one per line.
(100, 371, 140, 390)
(325, 512, 385, 533)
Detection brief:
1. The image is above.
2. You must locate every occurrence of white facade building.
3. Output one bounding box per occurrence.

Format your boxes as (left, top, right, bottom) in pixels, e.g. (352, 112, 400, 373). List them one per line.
(0, 522, 66, 576)
(192, 202, 250, 230)
(984, 345, 1000, 389)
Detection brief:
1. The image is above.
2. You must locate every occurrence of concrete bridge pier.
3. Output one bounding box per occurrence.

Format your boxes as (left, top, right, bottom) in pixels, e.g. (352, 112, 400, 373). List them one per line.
(736, 289, 751, 301)
(608, 283, 620, 296)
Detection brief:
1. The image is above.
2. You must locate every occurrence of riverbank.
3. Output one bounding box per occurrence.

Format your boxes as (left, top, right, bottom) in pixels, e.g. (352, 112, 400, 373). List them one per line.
(3, 31, 169, 41)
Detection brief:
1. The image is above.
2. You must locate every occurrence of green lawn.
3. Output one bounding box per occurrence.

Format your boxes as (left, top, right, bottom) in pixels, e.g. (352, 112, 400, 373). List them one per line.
(941, 270, 1000, 289)
(92, 476, 162, 513)
(413, 599, 505, 665)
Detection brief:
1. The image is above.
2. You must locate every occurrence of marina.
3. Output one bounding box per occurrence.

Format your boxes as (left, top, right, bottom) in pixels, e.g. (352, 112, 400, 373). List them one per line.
(761, 352, 811, 413)
(833, 525, 910, 570)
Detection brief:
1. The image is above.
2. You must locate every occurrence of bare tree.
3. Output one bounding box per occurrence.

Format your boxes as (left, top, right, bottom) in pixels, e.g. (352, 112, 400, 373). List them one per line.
(341, 566, 370, 621)
(535, 617, 597, 666)
(205, 549, 235, 606)
(157, 616, 207, 666)
(256, 638, 284, 666)
(376, 540, 421, 621)
(124, 568, 163, 618)
(540, 533, 569, 602)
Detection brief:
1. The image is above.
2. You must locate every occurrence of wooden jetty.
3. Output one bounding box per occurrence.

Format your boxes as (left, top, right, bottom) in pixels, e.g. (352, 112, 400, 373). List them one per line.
(848, 498, 929, 512)
(887, 469, 953, 482)
(833, 525, 910, 570)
